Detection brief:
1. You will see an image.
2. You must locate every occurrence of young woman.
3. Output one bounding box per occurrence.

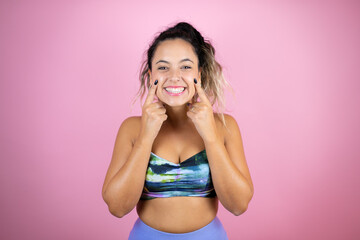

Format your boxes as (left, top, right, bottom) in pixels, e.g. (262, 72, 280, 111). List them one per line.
(102, 22, 254, 239)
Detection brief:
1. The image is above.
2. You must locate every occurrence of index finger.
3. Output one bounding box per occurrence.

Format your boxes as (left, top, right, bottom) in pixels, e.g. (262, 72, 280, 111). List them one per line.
(194, 78, 211, 105)
(144, 80, 158, 106)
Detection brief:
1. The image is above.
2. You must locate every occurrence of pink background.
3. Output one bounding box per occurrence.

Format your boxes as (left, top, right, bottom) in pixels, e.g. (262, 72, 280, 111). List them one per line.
(1, 0, 359, 239)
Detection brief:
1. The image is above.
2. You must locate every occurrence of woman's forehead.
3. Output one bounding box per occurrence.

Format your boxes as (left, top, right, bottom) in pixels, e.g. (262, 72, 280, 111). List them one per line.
(153, 39, 198, 62)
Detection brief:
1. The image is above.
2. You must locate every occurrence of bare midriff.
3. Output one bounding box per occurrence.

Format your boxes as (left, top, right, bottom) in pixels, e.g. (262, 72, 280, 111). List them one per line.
(136, 196, 218, 233)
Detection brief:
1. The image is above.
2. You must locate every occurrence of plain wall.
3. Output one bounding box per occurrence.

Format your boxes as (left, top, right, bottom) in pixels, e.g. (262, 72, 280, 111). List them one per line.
(0, 0, 359, 239)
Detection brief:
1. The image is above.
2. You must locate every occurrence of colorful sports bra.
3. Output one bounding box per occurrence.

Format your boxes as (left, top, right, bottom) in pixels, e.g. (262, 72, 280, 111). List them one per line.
(140, 149, 217, 200)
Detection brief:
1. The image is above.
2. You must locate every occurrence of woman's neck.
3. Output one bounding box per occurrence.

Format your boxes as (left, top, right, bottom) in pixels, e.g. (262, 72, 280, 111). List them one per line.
(163, 104, 191, 128)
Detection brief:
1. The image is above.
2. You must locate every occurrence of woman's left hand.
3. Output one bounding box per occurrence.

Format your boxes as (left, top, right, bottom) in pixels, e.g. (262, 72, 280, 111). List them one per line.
(187, 78, 220, 143)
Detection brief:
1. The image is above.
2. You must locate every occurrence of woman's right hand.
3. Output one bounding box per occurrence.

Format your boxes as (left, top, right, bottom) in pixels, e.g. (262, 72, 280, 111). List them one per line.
(139, 80, 167, 143)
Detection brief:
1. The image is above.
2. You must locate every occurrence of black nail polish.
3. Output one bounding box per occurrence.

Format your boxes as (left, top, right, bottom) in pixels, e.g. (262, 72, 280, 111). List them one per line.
(194, 78, 197, 84)
(154, 80, 158, 85)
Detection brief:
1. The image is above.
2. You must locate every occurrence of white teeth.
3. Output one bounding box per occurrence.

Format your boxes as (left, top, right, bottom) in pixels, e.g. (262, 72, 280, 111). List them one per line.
(165, 87, 185, 93)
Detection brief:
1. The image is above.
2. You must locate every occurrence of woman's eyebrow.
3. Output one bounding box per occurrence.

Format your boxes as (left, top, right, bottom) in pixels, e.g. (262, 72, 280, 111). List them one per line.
(179, 58, 194, 63)
(155, 60, 169, 65)
(155, 58, 194, 65)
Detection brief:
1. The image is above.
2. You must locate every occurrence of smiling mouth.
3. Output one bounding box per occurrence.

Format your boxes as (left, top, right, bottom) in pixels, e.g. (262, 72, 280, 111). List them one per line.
(164, 87, 186, 94)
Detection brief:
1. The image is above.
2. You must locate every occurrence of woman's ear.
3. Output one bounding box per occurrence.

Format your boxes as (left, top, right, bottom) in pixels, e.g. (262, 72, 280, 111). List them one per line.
(198, 67, 202, 81)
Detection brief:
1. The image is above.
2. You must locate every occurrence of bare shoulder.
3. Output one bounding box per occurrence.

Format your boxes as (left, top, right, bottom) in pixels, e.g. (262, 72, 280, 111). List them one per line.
(223, 113, 241, 143)
(214, 113, 240, 142)
(121, 116, 141, 127)
(120, 116, 142, 145)
(223, 113, 239, 129)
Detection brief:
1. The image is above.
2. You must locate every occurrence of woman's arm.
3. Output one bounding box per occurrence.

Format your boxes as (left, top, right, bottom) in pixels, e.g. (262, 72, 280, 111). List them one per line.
(205, 114, 254, 216)
(187, 80, 253, 215)
(102, 117, 152, 218)
(102, 83, 166, 218)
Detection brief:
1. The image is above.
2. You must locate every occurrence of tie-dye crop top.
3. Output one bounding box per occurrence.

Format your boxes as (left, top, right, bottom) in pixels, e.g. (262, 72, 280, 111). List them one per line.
(140, 149, 217, 200)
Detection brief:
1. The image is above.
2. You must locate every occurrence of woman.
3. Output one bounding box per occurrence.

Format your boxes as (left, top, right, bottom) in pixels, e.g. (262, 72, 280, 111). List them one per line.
(102, 22, 254, 239)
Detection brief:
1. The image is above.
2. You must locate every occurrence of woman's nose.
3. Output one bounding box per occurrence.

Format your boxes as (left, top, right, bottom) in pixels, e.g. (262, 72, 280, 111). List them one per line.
(169, 69, 181, 81)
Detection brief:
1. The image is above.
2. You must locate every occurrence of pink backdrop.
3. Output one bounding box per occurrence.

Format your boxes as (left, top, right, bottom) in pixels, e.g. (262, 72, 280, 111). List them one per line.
(1, 1, 359, 239)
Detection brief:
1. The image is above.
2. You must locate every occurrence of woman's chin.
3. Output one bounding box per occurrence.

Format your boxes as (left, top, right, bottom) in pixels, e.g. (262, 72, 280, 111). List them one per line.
(158, 95, 194, 107)
(162, 101, 188, 107)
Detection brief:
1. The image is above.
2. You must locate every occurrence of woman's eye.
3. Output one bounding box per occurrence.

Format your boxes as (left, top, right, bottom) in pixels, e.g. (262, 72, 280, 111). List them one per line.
(181, 66, 192, 69)
(158, 66, 167, 70)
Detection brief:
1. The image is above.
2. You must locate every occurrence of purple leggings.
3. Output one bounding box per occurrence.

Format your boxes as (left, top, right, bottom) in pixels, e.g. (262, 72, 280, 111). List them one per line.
(128, 216, 228, 240)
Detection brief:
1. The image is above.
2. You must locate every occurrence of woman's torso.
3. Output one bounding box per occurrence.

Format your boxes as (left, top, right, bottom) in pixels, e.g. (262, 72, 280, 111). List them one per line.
(132, 115, 225, 233)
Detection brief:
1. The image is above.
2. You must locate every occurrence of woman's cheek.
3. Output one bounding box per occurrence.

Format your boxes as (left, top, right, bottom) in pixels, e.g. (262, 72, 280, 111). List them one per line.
(182, 71, 195, 78)
(187, 84, 196, 98)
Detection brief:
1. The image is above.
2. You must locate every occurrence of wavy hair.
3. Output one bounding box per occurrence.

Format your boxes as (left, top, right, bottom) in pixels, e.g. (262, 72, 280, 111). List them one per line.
(131, 22, 233, 128)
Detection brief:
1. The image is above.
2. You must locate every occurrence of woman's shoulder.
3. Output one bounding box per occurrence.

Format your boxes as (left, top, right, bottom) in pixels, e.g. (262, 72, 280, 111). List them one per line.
(223, 113, 238, 125)
(121, 116, 142, 129)
(214, 113, 240, 138)
(214, 112, 238, 126)
(122, 115, 141, 124)
(212, 113, 242, 148)
(118, 116, 142, 143)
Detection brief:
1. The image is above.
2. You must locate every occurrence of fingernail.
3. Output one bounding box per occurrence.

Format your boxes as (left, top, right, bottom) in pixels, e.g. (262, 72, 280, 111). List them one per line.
(154, 80, 158, 85)
(194, 78, 197, 84)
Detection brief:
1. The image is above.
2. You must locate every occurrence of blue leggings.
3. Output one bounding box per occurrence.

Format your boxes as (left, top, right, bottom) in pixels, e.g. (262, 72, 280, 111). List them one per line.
(128, 216, 228, 240)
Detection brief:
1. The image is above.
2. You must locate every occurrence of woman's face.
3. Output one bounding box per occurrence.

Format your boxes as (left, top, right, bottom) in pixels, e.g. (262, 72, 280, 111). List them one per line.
(150, 38, 201, 107)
